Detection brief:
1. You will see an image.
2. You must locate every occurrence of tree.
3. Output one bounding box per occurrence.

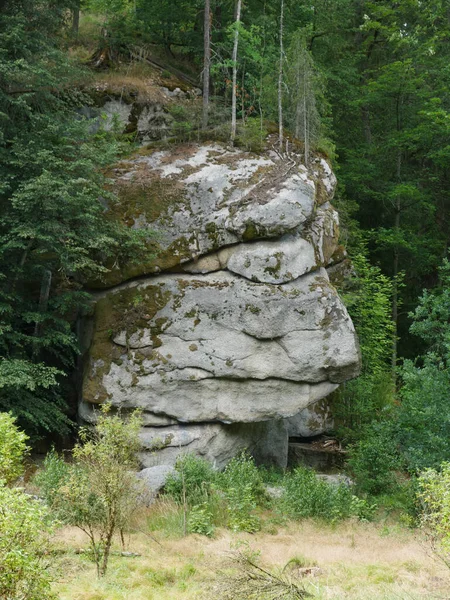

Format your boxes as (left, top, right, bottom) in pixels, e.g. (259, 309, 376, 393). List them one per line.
(37, 406, 144, 576)
(0, 415, 55, 600)
(202, 0, 212, 129)
(230, 0, 242, 143)
(418, 462, 450, 569)
(277, 0, 284, 151)
(285, 31, 322, 165)
(0, 0, 145, 438)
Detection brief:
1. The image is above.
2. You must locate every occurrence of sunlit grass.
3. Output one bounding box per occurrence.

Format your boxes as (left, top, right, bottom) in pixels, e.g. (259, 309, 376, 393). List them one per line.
(51, 510, 449, 600)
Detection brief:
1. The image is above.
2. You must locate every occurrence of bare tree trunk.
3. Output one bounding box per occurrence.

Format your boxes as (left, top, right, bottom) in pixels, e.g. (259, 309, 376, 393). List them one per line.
(33, 269, 52, 342)
(72, 0, 80, 35)
(230, 0, 242, 144)
(392, 150, 402, 379)
(278, 0, 284, 152)
(202, 0, 211, 130)
(303, 74, 309, 165)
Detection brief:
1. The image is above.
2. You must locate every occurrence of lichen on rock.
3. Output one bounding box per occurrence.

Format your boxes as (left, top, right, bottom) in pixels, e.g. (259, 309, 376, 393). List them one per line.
(80, 142, 360, 468)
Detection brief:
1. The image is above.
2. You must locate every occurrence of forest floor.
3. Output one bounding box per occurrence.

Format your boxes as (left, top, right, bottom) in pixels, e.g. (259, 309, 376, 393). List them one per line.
(51, 507, 449, 600)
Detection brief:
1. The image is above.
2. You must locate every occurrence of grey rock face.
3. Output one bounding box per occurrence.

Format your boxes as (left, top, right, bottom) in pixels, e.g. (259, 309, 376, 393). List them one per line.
(80, 143, 360, 468)
(287, 398, 334, 438)
(136, 465, 176, 502)
(138, 420, 289, 470)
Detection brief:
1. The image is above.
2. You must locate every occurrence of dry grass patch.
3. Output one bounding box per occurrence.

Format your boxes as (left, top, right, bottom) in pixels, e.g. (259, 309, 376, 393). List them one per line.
(51, 516, 450, 600)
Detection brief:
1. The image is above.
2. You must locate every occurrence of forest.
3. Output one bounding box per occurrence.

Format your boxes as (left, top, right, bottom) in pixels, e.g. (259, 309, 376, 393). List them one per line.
(1, 0, 450, 598)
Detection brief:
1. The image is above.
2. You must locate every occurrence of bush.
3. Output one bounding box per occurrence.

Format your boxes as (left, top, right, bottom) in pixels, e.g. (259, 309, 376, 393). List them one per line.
(34, 448, 70, 507)
(418, 462, 450, 563)
(0, 412, 29, 484)
(165, 453, 216, 507)
(236, 118, 268, 152)
(280, 467, 375, 522)
(36, 406, 144, 577)
(347, 423, 401, 495)
(0, 485, 55, 599)
(187, 502, 215, 537)
(218, 451, 265, 532)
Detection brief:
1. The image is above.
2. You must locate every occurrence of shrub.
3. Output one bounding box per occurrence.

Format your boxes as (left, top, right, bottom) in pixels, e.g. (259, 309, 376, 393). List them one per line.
(34, 448, 70, 507)
(280, 467, 375, 522)
(165, 453, 216, 507)
(218, 451, 265, 532)
(0, 412, 29, 484)
(0, 485, 55, 599)
(187, 502, 215, 537)
(36, 406, 144, 577)
(236, 118, 268, 152)
(418, 462, 450, 565)
(347, 423, 401, 495)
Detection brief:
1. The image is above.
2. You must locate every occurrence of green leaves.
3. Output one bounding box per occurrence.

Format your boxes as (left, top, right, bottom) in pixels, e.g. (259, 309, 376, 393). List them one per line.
(0, 0, 147, 437)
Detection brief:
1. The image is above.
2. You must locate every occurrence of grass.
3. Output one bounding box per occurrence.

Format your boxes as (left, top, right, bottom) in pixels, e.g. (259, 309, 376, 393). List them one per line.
(50, 509, 449, 600)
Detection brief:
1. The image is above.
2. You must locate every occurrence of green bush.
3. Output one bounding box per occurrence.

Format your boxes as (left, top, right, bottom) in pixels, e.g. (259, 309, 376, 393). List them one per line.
(0, 485, 55, 599)
(34, 448, 70, 508)
(35, 406, 144, 577)
(165, 453, 216, 507)
(280, 467, 375, 522)
(347, 423, 401, 496)
(236, 118, 268, 152)
(0, 412, 29, 484)
(418, 462, 450, 560)
(187, 502, 215, 537)
(218, 450, 266, 503)
(218, 451, 265, 532)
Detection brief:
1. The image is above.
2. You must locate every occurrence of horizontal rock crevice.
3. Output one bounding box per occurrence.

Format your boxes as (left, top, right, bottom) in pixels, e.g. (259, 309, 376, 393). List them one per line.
(80, 142, 360, 468)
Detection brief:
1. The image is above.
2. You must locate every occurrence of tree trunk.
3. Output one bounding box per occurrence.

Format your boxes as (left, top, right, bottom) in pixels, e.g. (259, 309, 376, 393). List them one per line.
(230, 0, 242, 144)
(278, 0, 284, 152)
(202, 0, 211, 130)
(303, 73, 309, 165)
(33, 269, 52, 342)
(392, 150, 402, 379)
(72, 0, 80, 35)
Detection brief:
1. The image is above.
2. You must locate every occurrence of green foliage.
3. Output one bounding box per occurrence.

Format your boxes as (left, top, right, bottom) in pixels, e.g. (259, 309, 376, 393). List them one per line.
(218, 451, 266, 532)
(34, 448, 70, 507)
(236, 118, 268, 152)
(165, 453, 216, 507)
(280, 467, 376, 522)
(187, 502, 215, 537)
(0, 0, 146, 438)
(347, 423, 401, 496)
(418, 462, 450, 564)
(36, 406, 144, 576)
(0, 412, 29, 484)
(341, 252, 394, 377)
(333, 251, 395, 444)
(0, 485, 55, 599)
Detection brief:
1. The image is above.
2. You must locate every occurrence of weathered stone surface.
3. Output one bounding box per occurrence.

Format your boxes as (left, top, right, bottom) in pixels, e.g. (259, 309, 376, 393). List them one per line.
(138, 420, 288, 470)
(95, 144, 337, 289)
(81, 268, 357, 424)
(80, 142, 359, 469)
(136, 465, 176, 501)
(287, 398, 334, 438)
(227, 235, 317, 284)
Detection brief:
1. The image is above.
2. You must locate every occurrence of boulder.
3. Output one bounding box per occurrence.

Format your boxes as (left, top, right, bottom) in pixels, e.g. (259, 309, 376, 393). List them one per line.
(136, 465, 176, 502)
(80, 142, 360, 468)
(287, 398, 334, 438)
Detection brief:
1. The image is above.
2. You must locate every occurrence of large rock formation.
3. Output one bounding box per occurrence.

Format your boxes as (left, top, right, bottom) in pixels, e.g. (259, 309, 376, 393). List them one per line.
(80, 143, 360, 468)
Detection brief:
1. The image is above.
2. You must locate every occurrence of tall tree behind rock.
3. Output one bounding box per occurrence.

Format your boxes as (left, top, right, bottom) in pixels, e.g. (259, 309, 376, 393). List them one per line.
(230, 0, 242, 143)
(202, 0, 211, 129)
(278, 0, 284, 151)
(286, 31, 321, 165)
